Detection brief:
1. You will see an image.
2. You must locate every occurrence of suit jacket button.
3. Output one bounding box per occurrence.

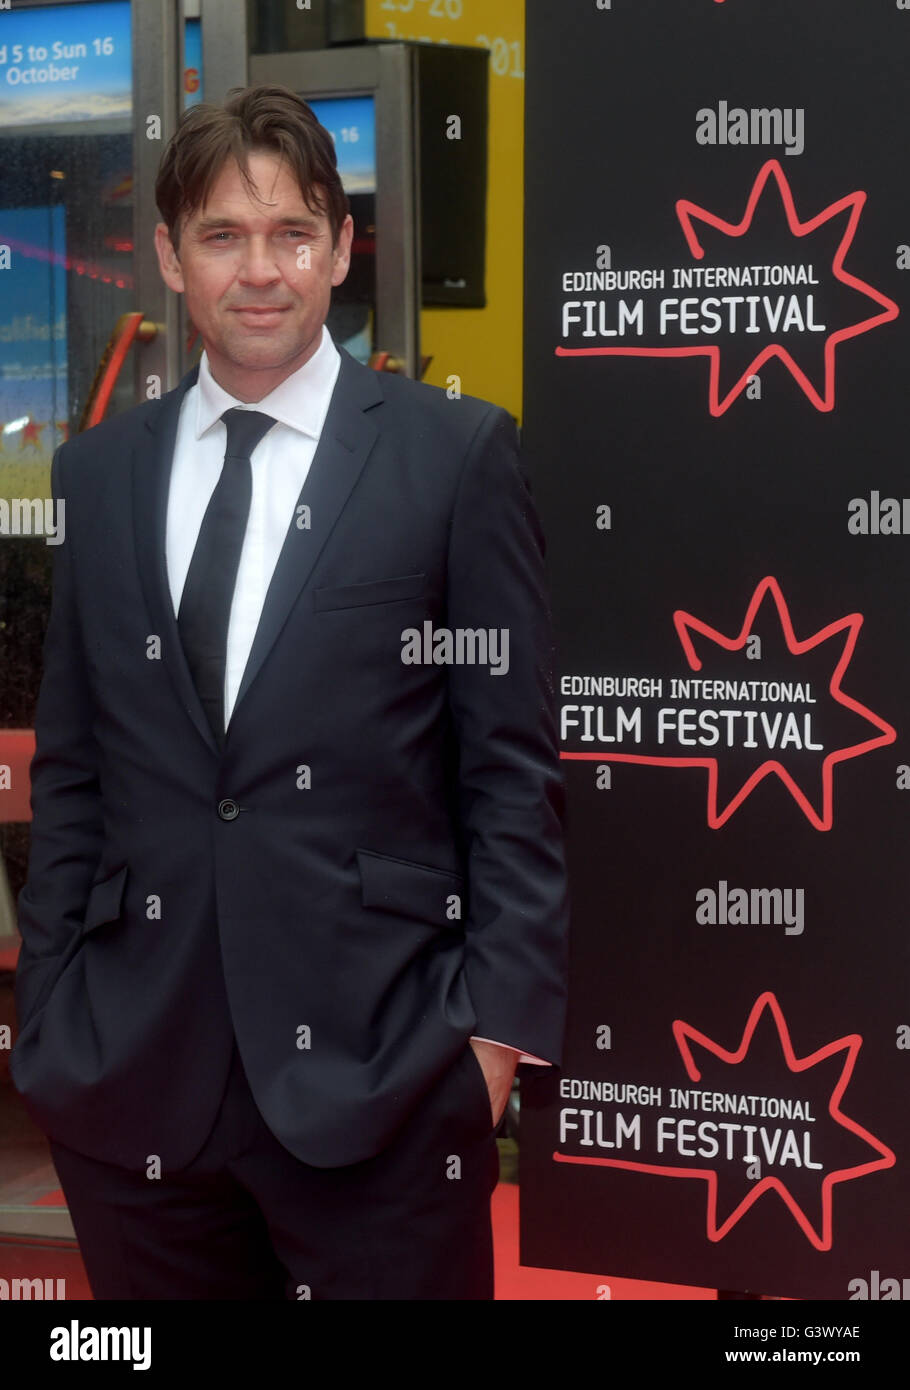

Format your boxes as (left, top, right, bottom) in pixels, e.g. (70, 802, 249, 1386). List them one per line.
(217, 798, 240, 821)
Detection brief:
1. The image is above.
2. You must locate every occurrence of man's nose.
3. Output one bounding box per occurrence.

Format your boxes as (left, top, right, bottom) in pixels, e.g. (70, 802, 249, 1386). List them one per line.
(238, 237, 282, 280)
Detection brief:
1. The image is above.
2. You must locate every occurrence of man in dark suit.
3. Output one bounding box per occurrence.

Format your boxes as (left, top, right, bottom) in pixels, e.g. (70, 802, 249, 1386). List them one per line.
(10, 85, 568, 1300)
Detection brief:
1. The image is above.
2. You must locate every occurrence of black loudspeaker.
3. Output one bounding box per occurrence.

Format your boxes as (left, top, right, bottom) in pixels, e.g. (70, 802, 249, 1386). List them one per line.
(414, 43, 489, 308)
(247, 0, 332, 52)
(327, 0, 365, 45)
(325, 9, 490, 308)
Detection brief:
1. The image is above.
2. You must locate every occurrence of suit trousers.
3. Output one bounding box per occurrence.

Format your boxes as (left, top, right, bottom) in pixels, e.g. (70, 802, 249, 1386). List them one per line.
(48, 1036, 500, 1300)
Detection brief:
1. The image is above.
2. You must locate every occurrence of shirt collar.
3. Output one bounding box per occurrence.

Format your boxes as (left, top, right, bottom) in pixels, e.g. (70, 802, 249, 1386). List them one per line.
(194, 323, 340, 441)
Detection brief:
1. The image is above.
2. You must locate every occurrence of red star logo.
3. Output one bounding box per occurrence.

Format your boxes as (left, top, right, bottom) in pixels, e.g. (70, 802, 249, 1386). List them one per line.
(554, 993, 895, 1251)
(556, 160, 899, 415)
(562, 577, 896, 830)
(20, 419, 44, 449)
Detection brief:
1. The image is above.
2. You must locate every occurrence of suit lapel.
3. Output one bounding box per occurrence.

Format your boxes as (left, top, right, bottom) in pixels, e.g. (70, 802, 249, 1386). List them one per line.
(232, 349, 382, 717)
(131, 346, 384, 753)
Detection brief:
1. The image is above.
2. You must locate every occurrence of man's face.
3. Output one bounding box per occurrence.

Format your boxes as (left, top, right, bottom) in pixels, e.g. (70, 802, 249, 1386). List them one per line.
(154, 148, 353, 401)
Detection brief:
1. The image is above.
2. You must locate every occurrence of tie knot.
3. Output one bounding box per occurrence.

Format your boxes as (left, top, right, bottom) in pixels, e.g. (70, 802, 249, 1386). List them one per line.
(221, 407, 276, 461)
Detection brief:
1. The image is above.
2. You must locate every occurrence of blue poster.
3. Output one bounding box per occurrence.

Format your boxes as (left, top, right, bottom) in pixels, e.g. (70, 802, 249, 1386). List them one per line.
(0, 1, 131, 129)
(0, 206, 68, 508)
(184, 18, 201, 110)
(309, 97, 377, 195)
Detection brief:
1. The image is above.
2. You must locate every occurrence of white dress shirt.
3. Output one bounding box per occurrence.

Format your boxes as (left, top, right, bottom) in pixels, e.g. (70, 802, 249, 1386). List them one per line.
(165, 324, 547, 1068)
(167, 323, 342, 725)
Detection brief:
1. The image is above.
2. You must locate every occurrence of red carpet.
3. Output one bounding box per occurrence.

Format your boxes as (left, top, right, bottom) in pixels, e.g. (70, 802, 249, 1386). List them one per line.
(0, 944, 20, 973)
(30, 1188, 66, 1207)
(2, 1182, 713, 1299)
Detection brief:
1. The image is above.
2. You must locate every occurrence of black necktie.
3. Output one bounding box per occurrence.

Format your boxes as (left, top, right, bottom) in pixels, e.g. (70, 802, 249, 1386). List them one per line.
(177, 408, 277, 748)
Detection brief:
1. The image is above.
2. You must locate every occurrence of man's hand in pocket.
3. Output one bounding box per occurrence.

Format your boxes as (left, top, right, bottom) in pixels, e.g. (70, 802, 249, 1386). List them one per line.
(468, 1038, 520, 1127)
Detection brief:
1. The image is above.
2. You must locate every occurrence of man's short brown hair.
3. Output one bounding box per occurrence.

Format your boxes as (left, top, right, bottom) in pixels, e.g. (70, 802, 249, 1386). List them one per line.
(155, 83, 350, 254)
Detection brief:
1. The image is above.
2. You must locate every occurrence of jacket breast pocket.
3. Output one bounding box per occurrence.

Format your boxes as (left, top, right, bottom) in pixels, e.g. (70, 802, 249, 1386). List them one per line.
(356, 849, 465, 928)
(313, 573, 426, 612)
(82, 863, 129, 935)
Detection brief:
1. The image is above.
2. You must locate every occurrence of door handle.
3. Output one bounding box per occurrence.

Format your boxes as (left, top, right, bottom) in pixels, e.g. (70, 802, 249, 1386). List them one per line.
(78, 311, 159, 432)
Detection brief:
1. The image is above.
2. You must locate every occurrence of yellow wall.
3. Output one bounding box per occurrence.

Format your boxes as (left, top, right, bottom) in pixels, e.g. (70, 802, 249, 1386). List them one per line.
(365, 0, 524, 420)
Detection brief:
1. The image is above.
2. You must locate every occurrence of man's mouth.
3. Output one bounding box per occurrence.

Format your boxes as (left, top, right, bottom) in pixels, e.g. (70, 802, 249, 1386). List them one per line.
(231, 306, 291, 327)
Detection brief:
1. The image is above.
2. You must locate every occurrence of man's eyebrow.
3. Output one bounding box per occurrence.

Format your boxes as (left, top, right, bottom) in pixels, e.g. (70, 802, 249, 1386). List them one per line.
(193, 214, 323, 232)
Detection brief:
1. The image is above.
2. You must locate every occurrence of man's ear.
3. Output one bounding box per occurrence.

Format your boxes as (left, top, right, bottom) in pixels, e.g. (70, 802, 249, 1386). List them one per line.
(154, 222, 185, 294)
(331, 214, 355, 288)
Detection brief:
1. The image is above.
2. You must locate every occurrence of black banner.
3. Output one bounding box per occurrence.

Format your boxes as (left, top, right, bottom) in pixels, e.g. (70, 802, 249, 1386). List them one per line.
(520, 0, 910, 1299)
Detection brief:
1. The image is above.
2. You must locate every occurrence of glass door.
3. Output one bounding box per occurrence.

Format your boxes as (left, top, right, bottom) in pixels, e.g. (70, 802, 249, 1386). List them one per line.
(0, 0, 245, 1255)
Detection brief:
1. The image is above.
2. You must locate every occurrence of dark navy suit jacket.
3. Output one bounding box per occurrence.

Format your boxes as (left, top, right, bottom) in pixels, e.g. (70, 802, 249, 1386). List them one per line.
(11, 346, 569, 1171)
